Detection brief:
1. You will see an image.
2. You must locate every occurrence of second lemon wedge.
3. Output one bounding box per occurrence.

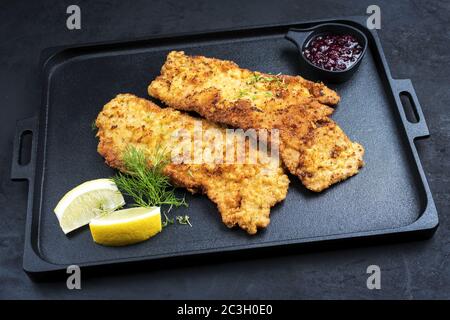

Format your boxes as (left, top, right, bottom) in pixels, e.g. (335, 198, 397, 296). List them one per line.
(89, 207, 162, 246)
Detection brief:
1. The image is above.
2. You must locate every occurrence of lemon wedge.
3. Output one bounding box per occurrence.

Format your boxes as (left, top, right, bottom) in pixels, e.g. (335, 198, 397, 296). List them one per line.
(89, 207, 162, 246)
(54, 179, 125, 234)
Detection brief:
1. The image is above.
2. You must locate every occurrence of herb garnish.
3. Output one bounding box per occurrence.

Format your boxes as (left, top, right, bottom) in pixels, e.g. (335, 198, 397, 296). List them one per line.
(246, 72, 284, 85)
(246, 73, 264, 85)
(176, 215, 192, 227)
(238, 89, 249, 98)
(162, 212, 174, 227)
(112, 147, 187, 208)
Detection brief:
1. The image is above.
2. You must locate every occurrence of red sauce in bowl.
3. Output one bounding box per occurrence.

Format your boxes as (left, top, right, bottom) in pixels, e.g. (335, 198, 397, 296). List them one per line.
(303, 34, 363, 71)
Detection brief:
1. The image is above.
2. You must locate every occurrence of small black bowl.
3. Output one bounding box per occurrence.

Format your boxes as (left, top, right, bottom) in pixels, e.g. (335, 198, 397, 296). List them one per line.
(285, 23, 368, 83)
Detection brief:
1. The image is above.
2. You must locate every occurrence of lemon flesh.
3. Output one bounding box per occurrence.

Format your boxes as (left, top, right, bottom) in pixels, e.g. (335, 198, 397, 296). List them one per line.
(54, 179, 125, 234)
(89, 207, 162, 246)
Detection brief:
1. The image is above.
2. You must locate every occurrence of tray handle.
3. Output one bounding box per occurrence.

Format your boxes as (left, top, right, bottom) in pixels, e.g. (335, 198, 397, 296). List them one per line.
(11, 117, 38, 181)
(393, 79, 430, 139)
(285, 28, 313, 50)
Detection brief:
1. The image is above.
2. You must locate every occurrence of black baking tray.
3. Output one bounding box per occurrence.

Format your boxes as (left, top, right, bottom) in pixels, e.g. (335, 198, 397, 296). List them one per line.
(11, 16, 438, 274)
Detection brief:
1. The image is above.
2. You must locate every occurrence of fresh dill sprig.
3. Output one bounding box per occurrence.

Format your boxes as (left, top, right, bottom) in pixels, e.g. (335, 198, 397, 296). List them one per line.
(91, 120, 97, 131)
(176, 215, 192, 227)
(112, 147, 187, 208)
(162, 213, 192, 227)
(162, 212, 174, 227)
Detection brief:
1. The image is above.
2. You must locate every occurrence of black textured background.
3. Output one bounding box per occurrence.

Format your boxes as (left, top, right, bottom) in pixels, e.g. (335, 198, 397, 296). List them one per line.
(0, 0, 449, 299)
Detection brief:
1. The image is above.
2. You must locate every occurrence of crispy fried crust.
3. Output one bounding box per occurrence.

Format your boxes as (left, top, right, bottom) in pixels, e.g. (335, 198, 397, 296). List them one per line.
(148, 51, 364, 191)
(96, 94, 289, 234)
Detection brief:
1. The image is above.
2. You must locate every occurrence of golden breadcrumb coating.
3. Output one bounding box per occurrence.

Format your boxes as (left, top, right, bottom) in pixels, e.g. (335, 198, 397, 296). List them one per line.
(95, 94, 289, 234)
(149, 51, 364, 191)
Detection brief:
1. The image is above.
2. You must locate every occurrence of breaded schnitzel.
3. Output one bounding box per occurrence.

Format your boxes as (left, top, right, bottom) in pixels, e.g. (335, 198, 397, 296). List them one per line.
(148, 51, 364, 191)
(96, 94, 289, 234)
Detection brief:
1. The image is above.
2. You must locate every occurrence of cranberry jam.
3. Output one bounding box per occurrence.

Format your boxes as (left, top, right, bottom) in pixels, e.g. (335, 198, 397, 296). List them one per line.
(303, 34, 363, 71)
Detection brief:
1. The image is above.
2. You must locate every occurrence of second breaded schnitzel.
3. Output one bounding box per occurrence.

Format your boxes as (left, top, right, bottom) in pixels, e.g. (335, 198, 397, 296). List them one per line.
(149, 51, 364, 191)
(96, 94, 289, 234)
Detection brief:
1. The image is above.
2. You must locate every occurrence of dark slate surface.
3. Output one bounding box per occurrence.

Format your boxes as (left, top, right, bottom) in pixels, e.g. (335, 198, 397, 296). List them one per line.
(0, 0, 449, 299)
